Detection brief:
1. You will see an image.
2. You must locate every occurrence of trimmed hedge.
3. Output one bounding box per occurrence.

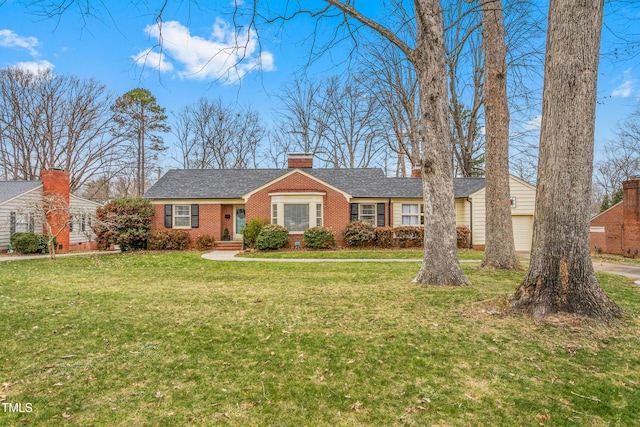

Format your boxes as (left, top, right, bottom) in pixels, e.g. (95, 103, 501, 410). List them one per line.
(195, 234, 216, 250)
(10, 232, 53, 254)
(256, 224, 289, 250)
(456, 226, 472, 249)
(147, 229, 191, 250)
(374, 227, 394, 248)
(393, 226, 424, 248)
(303, 226, 336, 249)
(344, 220, 376, 246)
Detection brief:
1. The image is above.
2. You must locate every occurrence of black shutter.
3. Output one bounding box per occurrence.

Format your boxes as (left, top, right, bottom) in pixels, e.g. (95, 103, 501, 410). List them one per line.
(28, 215, 35, 233)
(377, 203, 385, 227)
(350, 203, 359, 222)
(69, 215, 74, 232)
(164, 205, 172, 228)
(10, 212, 16, 234)
(191, 204, 199, 228)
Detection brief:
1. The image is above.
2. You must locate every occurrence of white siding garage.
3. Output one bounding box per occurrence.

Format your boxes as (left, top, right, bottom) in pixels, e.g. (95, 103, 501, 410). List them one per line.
(512, 215, 534, 252)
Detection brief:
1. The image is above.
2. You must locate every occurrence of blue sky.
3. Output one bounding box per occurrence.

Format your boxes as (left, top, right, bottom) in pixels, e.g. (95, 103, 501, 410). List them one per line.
(0, 1, 638, 166)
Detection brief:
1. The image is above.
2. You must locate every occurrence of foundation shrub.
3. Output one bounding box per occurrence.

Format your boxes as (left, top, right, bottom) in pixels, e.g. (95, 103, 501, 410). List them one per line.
(374, 227, 394, 248)
(195, 234, 216, 250)
(147, 229, 191, 250)
(303, 226, 336, 249)
(344, 220, 376, 247)
(456, 226, 472, 249)
(393, 226, 424, 248)
(10, 232, 53, 254)
(256, 224, 289, 250)
(243, 217, 268, 249)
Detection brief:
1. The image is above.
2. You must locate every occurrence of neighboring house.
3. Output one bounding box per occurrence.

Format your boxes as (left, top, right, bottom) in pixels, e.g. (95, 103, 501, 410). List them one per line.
(0, 169, 101, 252)
(590, 177, 640, 256)
(144, 154, 537, 250)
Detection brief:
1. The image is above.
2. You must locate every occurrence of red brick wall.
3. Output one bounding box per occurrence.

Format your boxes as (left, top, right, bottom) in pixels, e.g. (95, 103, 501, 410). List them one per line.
(623, 179, 640, 256)
(41, 169, 70, 252)
(152, 203, 224, 244)
(245, 171, 351, 246)
(590, 203, 623, 254)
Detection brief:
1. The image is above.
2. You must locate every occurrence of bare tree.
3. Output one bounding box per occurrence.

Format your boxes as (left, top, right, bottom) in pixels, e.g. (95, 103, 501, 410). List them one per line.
(315, 75, 386, 169)
(480, 0, 520, 270)
(359, 39, 421, 177)
(593, 108, 640, 206)
(0, 67, 123, 191)
(174, 98, 264, 169)
(514, 0, 622, 322)
(274, 76, 330, 158)
(445, 0, 485, 178)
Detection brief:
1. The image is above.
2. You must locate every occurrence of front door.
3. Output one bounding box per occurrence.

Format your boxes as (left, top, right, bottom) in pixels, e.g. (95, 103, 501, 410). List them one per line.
(235, 206, 246, 238)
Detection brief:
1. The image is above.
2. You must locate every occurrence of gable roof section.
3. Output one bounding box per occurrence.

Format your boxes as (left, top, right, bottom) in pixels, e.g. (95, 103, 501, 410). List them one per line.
(143, 168, 490, 200)
(144, 168, 389, 199)
(143, 169, 286, 199)
(0, 181, 43, 206)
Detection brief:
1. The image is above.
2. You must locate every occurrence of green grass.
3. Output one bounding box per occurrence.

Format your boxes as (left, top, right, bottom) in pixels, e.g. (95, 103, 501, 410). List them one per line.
(237, 249, 486, 260)
(0, 252, 638, 426)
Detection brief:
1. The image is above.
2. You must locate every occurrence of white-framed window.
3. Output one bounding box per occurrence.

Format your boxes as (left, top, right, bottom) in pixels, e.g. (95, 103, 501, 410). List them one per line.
(284, 204, 309, 232)
(401, 204, 424, 225)
(359, 204, 376, 225)
(270, 193, 324, 233)
(316, 203, 323, 227)
(15, 212, 29, 233)
(174, 205, 191, 228)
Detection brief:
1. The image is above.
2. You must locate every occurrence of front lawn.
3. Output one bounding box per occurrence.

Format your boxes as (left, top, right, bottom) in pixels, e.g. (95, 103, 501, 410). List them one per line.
(0, 252, 638, 426)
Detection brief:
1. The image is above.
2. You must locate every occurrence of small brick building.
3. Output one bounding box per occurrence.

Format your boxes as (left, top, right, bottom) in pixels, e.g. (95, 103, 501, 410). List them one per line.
(144, 153, 537, 250)
(590, 177, 640, 256)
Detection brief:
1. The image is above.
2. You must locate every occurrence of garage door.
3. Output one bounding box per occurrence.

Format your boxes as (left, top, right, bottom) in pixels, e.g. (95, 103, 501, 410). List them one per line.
(512, 215, 534, 252)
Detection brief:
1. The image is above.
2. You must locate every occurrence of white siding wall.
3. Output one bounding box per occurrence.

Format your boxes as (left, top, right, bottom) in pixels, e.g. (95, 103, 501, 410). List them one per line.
(455, 199, 471, 228)
(69, 194, 101, 245)
(469, 176, 536, 248)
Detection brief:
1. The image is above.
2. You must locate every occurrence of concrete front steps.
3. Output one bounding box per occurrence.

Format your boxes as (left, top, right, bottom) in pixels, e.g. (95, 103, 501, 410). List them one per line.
(216, 241, 243, 251)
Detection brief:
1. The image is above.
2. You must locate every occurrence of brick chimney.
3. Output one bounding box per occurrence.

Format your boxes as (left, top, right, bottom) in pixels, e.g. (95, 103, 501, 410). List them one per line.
(411, 164, 421, 178)
(288, 153, 313, 169)
(41, 169, 70, 252)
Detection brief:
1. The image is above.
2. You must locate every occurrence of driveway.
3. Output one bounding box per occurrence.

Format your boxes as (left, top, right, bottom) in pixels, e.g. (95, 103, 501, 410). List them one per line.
(592, 261, 640, 280)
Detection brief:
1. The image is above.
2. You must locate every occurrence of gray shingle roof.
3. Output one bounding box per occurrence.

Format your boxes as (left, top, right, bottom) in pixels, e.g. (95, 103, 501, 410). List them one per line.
(0, 181, 42, 205)
(143, 168, 486, 199)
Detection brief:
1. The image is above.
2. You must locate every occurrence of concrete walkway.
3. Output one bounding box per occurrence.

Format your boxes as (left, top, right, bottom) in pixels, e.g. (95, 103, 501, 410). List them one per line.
(201, 251, 640, 281)
(201, 250, 428, 263)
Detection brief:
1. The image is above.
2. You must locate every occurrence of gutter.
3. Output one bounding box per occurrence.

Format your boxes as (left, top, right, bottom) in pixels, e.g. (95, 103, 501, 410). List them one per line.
(466, 197, 473, 248)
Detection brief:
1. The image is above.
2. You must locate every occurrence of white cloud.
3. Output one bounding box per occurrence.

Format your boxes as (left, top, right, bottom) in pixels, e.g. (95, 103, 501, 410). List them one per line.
(133, 19, 275, 84)
(612, 79, 633, 98)
(525, 115, 542, 130)
(0, 29, 39, 56)
(132, 49, 174, 72)
(15, 60, 54, 74)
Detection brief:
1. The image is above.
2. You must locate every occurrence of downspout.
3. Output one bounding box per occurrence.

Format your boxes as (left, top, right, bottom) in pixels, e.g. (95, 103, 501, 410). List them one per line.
(466, 197, 473, 248)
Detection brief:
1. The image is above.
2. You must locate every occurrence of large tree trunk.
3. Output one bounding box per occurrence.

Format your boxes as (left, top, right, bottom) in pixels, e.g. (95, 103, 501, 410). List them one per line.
(479, 0, 520, 271)
(513, 0, 622, 321)
(413, 0, 470, 286)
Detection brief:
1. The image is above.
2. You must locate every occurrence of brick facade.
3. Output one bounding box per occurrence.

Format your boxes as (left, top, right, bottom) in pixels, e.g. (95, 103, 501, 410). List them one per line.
(590, 177, 640, 256)
(41, 169, 70, 252)
(245, 170, 351, 246)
